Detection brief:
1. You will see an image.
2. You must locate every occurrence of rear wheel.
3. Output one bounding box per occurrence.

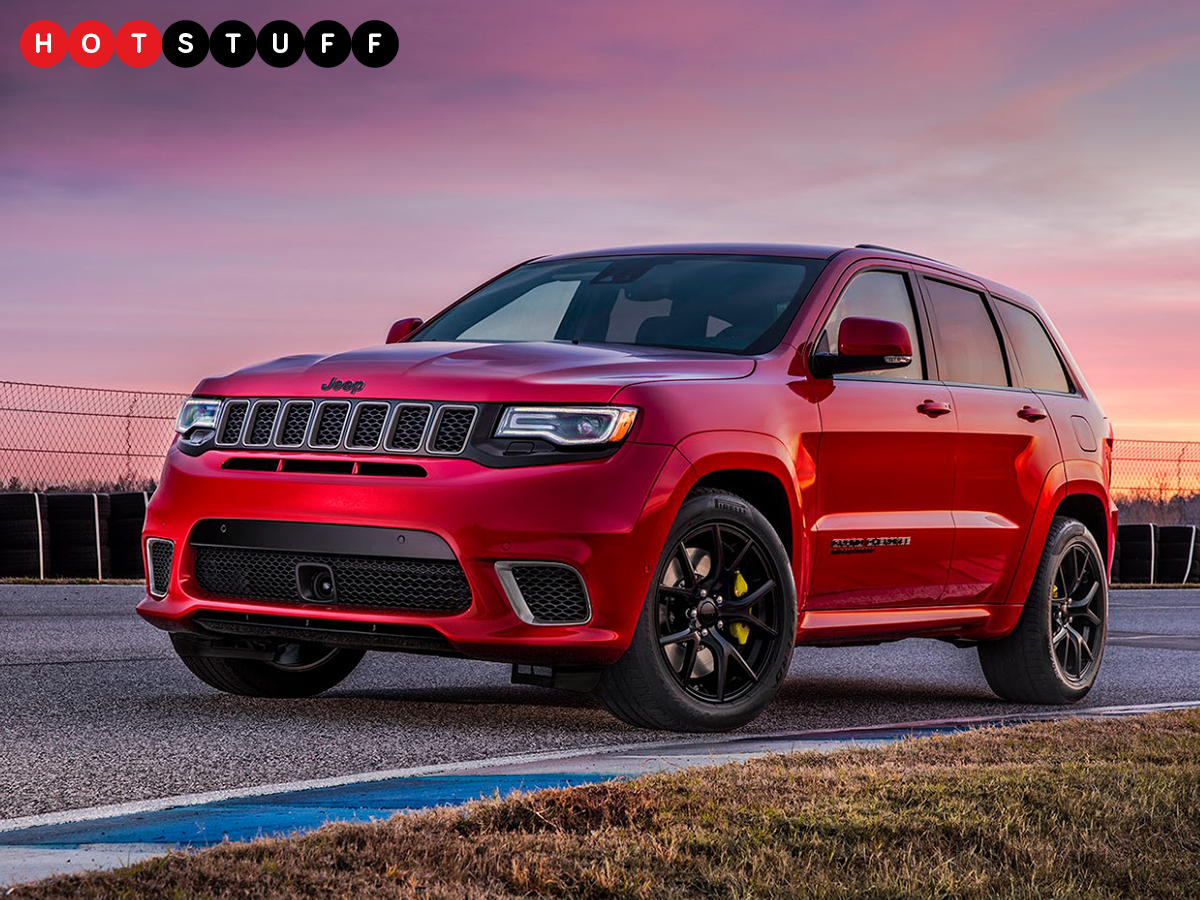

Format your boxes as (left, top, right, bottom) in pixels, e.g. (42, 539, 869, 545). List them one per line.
(597, 489, 796, 732)
(171, 636, 365, 698)
(979, 516, 1107, 703)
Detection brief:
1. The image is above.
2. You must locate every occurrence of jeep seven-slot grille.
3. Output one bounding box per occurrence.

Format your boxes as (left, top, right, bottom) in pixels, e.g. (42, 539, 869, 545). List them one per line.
(215, 398, 477, 457)
(193, 546, 472, 613)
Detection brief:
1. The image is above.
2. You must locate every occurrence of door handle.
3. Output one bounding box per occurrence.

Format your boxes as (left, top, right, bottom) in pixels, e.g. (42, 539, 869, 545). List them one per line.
(917, 400, 953, 418)
(1018, 405, 1048, 422)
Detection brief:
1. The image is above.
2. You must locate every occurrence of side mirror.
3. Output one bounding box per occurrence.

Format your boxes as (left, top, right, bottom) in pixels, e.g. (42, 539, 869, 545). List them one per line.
(386, 317, 424, 344)
(810, 317, 913, 378)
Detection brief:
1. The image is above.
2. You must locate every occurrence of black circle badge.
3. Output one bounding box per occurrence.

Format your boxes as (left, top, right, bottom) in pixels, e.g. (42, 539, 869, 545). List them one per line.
(209, 20, 257, 68)
(257, 20, 304, 68)
(305, 20, 351, 68)
(352, 21, 398, 68)
(161, 20, 209, 68)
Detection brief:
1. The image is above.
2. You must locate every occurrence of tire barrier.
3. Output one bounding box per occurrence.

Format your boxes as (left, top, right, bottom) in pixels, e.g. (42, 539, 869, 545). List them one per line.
(46, 493, 112, 579)
(0, 492, 51, 578)
(1115, 523, 1157, 584)
(1157, 525, 1199, 585)
(108, 491, 150, 578)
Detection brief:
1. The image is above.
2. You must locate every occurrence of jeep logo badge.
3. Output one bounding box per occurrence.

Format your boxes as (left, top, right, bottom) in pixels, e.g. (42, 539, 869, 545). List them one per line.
(321, 377, 365, 394)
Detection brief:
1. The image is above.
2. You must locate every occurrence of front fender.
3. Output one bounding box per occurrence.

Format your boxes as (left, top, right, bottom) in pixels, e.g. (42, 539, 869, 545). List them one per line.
(668, 430, 814, 604)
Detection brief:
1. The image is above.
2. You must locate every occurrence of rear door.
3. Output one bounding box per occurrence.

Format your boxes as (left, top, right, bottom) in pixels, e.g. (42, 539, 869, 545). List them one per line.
(915, 271, 1064, 604)
(807, 264, 957, 610)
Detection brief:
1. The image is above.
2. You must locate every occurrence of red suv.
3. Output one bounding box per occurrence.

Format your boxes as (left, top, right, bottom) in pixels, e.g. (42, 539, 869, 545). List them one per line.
(140, 243, 1114, 732)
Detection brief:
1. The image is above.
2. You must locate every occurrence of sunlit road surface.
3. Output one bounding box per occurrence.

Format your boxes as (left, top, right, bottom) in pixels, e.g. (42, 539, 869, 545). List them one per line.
(2, 586, 1198, 821)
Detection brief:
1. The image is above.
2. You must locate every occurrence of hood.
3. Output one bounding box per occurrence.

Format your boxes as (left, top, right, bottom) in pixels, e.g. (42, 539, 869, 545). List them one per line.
(194, 341, 755, 403)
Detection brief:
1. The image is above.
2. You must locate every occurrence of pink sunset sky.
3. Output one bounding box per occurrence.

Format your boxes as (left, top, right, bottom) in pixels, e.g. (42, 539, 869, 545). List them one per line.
(3, 0, 1200, 440)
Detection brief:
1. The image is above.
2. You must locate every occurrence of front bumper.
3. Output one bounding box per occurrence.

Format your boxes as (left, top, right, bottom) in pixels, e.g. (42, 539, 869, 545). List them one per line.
(138, 441, 686, 666)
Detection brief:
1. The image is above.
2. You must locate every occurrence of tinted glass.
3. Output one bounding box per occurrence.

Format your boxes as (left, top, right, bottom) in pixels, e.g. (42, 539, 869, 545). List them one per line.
(924, 279, 1008, 386)
(816, 271, 925, 380)
(414, 255, 826, 354)
(996, 299, 1072, 393)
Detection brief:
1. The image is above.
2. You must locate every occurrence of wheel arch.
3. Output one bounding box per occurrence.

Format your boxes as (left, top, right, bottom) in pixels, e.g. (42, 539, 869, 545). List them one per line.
(1055, 492, 1109, 561)
(670, 431, 808, 574)
(689, 469, 794, 559)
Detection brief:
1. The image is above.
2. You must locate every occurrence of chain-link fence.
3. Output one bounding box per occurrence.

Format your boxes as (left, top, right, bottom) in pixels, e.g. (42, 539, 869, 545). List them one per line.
(1, 380, 1199, 512)
(0, 381, 186, 492)
(1112, 440, 1200, 527)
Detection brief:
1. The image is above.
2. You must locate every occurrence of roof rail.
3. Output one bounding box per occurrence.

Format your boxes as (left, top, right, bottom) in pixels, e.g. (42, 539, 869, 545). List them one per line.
(854, 243, 947, 265)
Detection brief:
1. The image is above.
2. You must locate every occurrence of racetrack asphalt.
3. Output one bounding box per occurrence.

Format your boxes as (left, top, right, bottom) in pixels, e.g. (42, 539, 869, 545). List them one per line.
(2, 585, 1199, 820)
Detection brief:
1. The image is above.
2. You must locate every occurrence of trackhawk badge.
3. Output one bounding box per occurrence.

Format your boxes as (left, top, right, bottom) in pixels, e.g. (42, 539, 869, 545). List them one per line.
(321, 377, 365, 394)
(831, 536, 912, 555)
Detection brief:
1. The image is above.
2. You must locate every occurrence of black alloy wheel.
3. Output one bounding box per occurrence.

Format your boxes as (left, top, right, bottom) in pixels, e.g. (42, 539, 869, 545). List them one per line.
(1049, 543, 1105, 684)
(656, 522, 784, 704)
(597, 489, 797, 732)
(979, 516, 1108, 704)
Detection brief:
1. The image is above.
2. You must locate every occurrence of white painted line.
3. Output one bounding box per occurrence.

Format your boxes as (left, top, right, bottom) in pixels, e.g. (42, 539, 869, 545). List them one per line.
(2, 699, 1197, 836)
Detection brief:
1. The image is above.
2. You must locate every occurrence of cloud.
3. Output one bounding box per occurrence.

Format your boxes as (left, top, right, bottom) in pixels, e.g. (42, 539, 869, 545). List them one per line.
(2, 0, 1200, 437)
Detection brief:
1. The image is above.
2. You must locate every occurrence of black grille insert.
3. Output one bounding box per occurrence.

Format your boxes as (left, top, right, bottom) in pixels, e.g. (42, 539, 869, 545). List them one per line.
(146, 539, 174, 597)
(431, 407, 477, 454)
(220, 401, 249, 444)
(247, 402, 280, 445)
(348, 403, 389, 449)
(388, 404, 431, 452)
(312, 402, 350, 448)
(509, 564, 589, 624)
(194, 546, 472, 613)
(278, 402, 313, 447)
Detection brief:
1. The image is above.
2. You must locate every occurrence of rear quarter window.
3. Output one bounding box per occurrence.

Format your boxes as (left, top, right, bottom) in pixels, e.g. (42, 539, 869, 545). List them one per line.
(995, 299, 1073, 393)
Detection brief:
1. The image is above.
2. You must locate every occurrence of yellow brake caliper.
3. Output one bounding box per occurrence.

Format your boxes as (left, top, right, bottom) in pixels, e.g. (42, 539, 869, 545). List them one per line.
(729, 572, 751, 645)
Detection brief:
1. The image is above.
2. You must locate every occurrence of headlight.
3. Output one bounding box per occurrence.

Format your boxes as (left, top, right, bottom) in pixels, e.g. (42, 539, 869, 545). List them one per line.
(495, 406, 638, 446)
(176, 398, 222, 434)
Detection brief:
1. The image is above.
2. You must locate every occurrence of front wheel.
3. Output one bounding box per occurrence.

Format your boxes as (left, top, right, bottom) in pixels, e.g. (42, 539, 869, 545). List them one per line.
(597, 489, 797, 732)
(172, 636, 365, 698)
(978, 516, 1108, 704)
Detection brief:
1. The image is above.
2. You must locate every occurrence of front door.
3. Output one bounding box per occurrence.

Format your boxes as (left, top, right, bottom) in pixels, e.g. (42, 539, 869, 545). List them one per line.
(807, 266, 957, 609)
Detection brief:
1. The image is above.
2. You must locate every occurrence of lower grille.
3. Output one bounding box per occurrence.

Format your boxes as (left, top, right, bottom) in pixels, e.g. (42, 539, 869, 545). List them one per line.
(146, 538, 174, 597)
(194, 546, 472, 613)
(497, 562, 590, 625)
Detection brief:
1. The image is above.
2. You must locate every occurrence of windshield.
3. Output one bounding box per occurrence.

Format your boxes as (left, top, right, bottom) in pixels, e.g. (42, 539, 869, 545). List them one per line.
(413, 254, 826, 355)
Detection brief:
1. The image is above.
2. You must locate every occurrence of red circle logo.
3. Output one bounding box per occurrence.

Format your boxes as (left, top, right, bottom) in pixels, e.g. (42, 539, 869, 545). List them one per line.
(20, 20, 67, 67)
(115, 20, 161, 67)
(68, 20, 114, 67)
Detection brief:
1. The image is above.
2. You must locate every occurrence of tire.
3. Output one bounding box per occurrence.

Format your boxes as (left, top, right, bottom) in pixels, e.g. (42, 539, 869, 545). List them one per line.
(109, 491, 149, 520)
(108, 517, 146, 578)
(979, 516, 1107, 704)
(0, 493, 51, 576)
(597, 489, 797, 732)
(171, 635, 365, 698)
(46, 493, 112, 578)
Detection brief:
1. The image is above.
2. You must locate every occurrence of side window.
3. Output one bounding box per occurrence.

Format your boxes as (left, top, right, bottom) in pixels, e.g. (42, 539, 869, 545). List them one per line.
(817, 271, 925, 380)
(923, 279, 1009, 387)
(995, 299, 1072, 393)
(458, 281, 578, 341)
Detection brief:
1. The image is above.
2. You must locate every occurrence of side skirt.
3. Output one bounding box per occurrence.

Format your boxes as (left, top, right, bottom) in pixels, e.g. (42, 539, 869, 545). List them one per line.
(797, 604, 1024, 646)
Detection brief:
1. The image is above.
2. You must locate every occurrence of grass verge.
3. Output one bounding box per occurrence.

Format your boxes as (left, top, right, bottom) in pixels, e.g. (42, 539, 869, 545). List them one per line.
(14, 711, 1200, 899)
